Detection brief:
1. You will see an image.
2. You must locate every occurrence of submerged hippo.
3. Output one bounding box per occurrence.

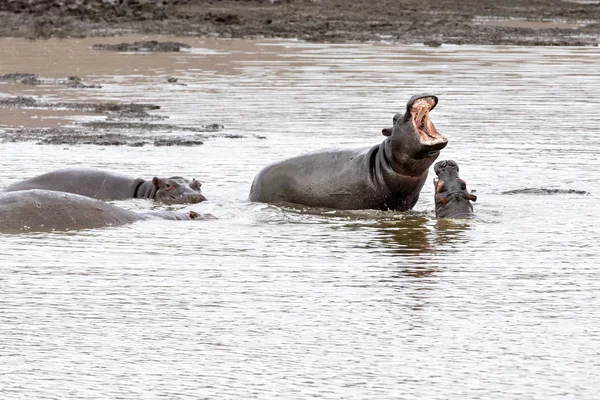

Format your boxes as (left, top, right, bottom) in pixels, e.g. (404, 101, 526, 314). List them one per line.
(249, 94, 448, 210)
(0, 189, 205, 234)
(3, 168, 206, 204)
(433, 160, 477, 218)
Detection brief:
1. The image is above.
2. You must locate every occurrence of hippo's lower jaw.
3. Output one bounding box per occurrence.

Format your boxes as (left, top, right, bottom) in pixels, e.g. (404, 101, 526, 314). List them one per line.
(411, 96, 448, 152)
(436, 190, 478, 207)
(435, 195, 475, 218)
(160, 193, 207, 205)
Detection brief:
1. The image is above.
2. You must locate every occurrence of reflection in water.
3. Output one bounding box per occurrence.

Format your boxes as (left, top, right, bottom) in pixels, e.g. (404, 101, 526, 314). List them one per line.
(376, 215, 432, 255)
(432, 218, 473, 248)
(375, 213, 473, 257)
(374, 215, 474, 313)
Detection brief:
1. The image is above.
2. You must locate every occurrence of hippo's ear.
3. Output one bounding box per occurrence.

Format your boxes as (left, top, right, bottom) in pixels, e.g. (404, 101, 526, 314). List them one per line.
(190, 179, 202, 190)
(152, 177, 164, 189)
(382, 127, 392, 137)
(467, 193, 477, 202)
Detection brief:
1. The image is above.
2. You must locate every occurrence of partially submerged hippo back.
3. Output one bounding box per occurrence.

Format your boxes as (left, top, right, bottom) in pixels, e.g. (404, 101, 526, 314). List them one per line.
(249, 94, 448, 210)
(2, 168, 206, 204)
(0, 189, 201, 234)
(433, 160, 477, 218)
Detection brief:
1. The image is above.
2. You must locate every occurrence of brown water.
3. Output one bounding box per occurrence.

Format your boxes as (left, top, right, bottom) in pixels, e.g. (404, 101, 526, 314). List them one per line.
(1, 35, 599, 399)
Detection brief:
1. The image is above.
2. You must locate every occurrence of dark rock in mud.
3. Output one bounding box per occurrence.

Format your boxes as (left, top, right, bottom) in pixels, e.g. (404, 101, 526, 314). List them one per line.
(502, 188, 589, 195)
(91, 40, 191, 52)
(85, 102, 160, 114)
(0, 73, 101, 88)
(0, 72, 41, 85)
(204, 12, 241, 26)
(81, 121, 223, 133)
(0, 128, 207, 147)
(0, 96, 156, 112)
(154, 138, 205, 147)
(0, 96, 38, 108)
(167, 77, 187, 86)
(0, 125, 253, 146)
(59, 76, 102, 88)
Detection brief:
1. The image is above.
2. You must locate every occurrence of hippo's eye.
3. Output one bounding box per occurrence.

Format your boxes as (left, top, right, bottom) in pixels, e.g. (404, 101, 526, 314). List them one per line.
(166, 183, 173, 191)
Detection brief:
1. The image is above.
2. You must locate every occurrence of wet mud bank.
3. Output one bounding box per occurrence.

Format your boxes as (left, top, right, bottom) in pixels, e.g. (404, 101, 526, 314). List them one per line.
(0, 73, 102, 88)
(0, 94, 241, 146)
(0, 0, 599, 46)
(0, 127, 234, 147)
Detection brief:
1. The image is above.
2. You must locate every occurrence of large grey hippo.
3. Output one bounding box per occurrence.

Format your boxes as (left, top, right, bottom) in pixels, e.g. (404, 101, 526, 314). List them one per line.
(433, 160, 477, 218)
(249, 94, 448, 210)
(3, 168, 206, 204)
(0, 189, 205, 234)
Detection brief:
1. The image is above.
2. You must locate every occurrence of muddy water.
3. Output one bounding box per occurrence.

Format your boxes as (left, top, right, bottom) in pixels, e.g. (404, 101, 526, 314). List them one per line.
(1, 36, 599, 399)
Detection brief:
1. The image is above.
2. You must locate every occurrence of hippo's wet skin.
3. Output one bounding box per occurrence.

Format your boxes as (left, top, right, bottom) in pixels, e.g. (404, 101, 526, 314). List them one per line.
(3, 168, 206, 204)
(433, 160, 477, 218)
(0, 189, 204, 234)
(249, 94, 448, 210)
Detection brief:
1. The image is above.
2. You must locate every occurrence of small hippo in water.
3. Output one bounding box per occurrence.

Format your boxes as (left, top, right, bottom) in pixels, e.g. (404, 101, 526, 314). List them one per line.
(0, 189, 209, 234)
(2, 168, 207, 205)
(249, 94, 448, 210)
(433, 160, 477, 218)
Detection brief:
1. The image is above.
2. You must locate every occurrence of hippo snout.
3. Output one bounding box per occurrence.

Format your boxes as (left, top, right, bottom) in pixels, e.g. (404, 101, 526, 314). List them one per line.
(161, 193, 207, 205)
(434, 160, 458, 175)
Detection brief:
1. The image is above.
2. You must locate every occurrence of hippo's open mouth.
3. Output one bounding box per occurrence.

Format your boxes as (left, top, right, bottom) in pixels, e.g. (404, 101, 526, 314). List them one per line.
(433, 176, 477, 206)
(410, 96, 447, 146)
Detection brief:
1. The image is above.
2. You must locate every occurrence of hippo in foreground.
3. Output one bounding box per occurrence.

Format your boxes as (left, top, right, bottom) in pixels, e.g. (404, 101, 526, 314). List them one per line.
(3, 168, 206, 204)
(0, 189, 206, 234)
(249, 94, 448, 210)
(433, 160, 477, 218)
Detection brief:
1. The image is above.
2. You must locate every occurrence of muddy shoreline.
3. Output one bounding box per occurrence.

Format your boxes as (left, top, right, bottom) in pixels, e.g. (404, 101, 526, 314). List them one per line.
(0, 0, 599, 47)
(1, 1, 598, 146)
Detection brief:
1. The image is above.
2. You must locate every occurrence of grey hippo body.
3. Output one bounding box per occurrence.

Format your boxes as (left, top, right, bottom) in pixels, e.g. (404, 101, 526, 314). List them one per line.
(0, 189, 203, 234)
(3, 168, 206, 204)
(433, 160, 477, 218)
(249, 94, 448, 210)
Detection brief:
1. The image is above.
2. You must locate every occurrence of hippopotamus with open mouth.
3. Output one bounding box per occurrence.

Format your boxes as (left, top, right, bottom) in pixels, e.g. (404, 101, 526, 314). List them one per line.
(0, 189, 207, 234)
(433, 160, 477, 218)
(249, 94, 448, 210)
(3, 168, 207, 205)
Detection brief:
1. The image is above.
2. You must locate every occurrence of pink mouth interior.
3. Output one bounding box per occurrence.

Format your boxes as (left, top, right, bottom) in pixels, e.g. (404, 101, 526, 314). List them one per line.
(410, 97, 446, 144)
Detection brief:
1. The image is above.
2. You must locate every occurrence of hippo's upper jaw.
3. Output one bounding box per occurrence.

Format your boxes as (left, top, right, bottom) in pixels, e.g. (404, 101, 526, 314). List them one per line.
(407, 94, 447, 154)
(388, 94, 448, 162)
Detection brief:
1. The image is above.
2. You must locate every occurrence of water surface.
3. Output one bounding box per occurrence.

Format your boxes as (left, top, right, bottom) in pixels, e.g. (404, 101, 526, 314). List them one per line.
(0, 36, 599, 399)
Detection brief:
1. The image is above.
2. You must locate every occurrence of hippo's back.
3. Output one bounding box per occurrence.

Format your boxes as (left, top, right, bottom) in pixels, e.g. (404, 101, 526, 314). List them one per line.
(248, 147, 381, 209)
(3, 168, 138, 200)
(0, 189, 140, 233)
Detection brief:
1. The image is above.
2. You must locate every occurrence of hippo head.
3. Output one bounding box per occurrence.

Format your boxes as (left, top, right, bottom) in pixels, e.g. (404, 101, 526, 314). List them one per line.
(152, 176, 207, 205)
(433, 160, 477, 218)
(382, 94, 448, 161)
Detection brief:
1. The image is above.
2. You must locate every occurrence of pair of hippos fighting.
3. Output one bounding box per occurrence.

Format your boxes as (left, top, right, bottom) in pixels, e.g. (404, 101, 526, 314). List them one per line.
(0, 94, 476, 233)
